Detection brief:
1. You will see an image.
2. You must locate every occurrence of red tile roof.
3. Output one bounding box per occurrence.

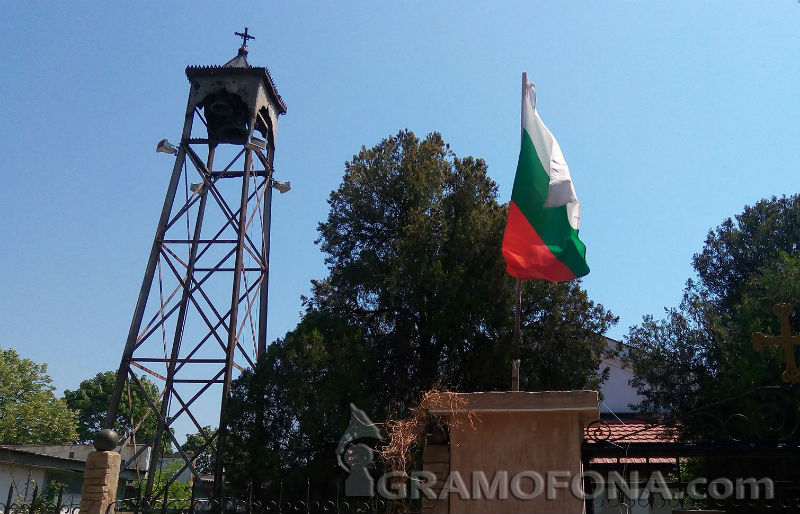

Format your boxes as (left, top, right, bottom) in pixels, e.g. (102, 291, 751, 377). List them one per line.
(600, 422, 677, 443)
(588, 421, 678, 465)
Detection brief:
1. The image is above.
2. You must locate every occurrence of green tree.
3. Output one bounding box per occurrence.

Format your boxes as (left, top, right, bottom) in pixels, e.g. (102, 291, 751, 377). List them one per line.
(225, 311, 375, 497)
(0, 347, 78, 444)
(181, 426, 216, 474)
(626, 195, 800, 421)
(38, 480, 67, 512)
(226, 130, 616, 496)
(625, 195, 800, 513)
(136, 460, 192, 504)
(311, 130, 615, 402)
(693, 195, 800, 315)
(63, 371, 163, 447)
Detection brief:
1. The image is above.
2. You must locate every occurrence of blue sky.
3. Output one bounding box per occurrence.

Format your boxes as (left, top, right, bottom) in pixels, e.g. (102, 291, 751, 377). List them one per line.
(1, 2, 799, 436)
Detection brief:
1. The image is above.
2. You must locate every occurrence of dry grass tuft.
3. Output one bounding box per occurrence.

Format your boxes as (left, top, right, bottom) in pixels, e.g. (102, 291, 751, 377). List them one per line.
(378, 390, 479, 475)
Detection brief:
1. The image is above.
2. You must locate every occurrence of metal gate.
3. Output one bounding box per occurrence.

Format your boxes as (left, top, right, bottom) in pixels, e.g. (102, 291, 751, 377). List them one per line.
(582, 386, 800, 513)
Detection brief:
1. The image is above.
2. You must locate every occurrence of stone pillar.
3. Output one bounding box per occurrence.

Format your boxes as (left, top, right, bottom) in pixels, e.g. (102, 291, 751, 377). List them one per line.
(421, 427, 450, 514)
(79, 451, 122, 514)
(427, 391, 598, 514)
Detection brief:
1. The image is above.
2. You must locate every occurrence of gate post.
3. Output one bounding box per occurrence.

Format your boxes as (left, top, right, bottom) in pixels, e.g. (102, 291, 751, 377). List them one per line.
(427, 391, 598, 514)
(79, 431, 122, 514)
(79, 451, 122, 513)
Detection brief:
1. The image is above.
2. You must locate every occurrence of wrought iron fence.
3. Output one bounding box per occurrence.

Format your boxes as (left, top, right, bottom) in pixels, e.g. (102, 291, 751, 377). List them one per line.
(586, 489, 800, 513)
(106, 496, 400, 514)
(582, 384, 800, 513)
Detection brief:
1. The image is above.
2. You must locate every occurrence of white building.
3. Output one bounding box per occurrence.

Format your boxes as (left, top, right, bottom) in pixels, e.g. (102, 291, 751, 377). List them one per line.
(0, 444, 148, 510)
(599, 337, 644, 414)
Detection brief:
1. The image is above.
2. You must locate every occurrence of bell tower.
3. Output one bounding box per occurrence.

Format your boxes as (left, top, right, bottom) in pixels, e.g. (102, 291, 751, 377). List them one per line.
(105, 28, 288, 504)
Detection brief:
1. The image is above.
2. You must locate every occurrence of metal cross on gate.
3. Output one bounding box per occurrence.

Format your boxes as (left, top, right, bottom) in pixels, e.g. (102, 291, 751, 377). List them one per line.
(753, 303, 800, 383)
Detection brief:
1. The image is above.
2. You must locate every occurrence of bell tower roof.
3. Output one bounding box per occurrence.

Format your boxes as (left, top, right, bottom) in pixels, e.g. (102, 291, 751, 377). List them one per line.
(222, 46, 251, 68)
(223, 27, 256, 69)
(184, 28, 287, 115)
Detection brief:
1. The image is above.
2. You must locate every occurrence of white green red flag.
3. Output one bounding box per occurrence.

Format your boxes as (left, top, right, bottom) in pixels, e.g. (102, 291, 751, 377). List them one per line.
(501, 73, 589, 282)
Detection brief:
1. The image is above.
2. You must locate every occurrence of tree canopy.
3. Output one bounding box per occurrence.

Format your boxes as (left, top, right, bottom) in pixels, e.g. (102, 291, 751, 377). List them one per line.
(310, 130, 615, 400)
(180, 426, 216, 474)
(0, 347, 77, 444)
(63, 370, 162, 447)
(225, 130, 616, 496)
(625, 195, 800, 428)
(137, 460, 191, 504)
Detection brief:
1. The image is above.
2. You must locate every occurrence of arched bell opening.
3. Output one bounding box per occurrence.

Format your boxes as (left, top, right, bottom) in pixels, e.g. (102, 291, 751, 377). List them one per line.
(253, 105, 272, 147)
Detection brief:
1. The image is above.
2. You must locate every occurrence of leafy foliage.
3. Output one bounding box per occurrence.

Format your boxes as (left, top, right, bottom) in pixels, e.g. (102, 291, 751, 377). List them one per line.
(310, 130, 615, 401)
(693, 195, 800, 314)
(626, 195, 800, 427)
(225, 130, 616, 495)
(137, 460, 192, 504)
(0, 347, 77, 444)
(225, 311, 375, 496)
(38, 480, 68, 512)
(63, 370, 166, 450)
(181, 426, 216, 474)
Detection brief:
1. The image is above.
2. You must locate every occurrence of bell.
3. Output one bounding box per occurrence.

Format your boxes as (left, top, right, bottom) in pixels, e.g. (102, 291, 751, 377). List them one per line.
(209, 99, 234, 117)
(214, 120, 248, 143)
(202, 91, 250, 144)
(156, 139, 178, 155)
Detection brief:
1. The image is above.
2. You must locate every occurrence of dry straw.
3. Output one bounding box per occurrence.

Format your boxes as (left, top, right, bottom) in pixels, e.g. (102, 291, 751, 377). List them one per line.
(378, 390, 480, 476)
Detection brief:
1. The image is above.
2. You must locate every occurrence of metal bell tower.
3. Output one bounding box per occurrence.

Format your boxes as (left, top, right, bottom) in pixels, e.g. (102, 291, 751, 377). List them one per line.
(105, 29, 287, 502)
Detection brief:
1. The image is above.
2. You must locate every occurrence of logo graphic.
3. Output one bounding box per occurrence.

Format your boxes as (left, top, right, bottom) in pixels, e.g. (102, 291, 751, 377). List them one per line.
(336, 404, 383, 496)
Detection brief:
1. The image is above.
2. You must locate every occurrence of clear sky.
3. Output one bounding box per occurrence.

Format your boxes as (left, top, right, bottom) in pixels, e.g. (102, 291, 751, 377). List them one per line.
(1, 2, 799, 437)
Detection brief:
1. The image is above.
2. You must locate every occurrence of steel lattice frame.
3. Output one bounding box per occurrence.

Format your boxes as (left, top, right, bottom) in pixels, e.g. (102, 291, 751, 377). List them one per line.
(106, 88, 279, 502)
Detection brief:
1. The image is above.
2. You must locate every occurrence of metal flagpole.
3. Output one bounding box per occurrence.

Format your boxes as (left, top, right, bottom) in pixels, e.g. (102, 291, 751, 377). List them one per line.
(512, 277, 521, 391)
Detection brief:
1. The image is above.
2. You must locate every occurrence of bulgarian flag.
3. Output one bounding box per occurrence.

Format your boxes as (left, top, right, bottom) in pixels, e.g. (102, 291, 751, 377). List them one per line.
(502, 73, 589, 282)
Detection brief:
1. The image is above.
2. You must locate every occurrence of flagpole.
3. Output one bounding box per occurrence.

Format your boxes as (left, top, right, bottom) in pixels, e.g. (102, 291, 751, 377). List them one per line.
(511, 71, 526, 393)
(512, 277, 521, 391)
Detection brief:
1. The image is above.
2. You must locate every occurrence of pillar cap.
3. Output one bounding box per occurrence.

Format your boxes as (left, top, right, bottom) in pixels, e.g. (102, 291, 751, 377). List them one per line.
(427, 390, 599, 414)
(93, 429, 120, 451)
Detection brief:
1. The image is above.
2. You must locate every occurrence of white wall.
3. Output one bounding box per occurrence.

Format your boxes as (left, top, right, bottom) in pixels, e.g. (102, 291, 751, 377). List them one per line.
(598, 340, 643, 414)
(0, 461, 48, 505)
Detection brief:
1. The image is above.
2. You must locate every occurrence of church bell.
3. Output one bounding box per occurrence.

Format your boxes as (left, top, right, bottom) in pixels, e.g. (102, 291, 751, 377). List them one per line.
(202, 91, 250, 144)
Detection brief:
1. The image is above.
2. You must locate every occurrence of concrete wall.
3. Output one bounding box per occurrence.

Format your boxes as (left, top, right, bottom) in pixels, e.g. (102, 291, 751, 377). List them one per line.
(0, 461, 46, 504)
(0, 462, 84, 507)
(0, 459, 127, 509)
